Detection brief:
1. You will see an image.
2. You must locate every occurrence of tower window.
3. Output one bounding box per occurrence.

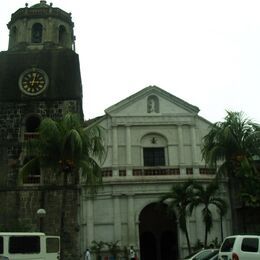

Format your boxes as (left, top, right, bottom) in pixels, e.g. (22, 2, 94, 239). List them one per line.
(58, 25, 67, 46)
(25, 115, 41, 132)
(31, 23, 43, 43)
(143, 148, 165, 166)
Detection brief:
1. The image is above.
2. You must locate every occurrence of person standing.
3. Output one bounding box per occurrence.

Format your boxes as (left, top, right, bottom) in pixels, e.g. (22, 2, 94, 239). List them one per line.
(85, 248, 91, 260)
(129, 246, 136, 260)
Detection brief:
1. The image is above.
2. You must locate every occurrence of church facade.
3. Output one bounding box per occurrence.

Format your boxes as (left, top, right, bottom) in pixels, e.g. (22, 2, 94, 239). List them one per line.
(81, 86, 231, 259)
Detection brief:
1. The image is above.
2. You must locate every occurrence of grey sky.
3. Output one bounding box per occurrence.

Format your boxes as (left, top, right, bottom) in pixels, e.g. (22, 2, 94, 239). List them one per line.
(1, 0, 260, 123)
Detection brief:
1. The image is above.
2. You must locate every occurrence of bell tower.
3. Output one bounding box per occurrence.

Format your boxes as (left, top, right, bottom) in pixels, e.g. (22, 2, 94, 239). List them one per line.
(0, 2, 83, 257)
(0, 0, 83, 180)
(8, 0, 75, 51)
(0, 0, 82, 103)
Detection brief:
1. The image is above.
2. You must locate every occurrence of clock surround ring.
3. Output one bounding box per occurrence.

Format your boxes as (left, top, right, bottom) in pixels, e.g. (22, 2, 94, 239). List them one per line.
(18, 68, 49, 96)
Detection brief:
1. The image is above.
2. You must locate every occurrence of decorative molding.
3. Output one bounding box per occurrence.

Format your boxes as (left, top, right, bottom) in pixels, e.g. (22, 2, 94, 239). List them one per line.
(111, 115, 196, 126)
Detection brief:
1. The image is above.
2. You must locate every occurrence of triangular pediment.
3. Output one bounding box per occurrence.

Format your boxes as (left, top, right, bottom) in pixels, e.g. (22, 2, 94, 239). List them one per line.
(105, 86, 200, 117)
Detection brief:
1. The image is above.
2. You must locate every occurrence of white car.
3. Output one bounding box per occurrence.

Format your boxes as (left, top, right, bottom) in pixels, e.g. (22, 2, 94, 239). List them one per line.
(184, 249, 219, 260)
(219, 235, 260, 260)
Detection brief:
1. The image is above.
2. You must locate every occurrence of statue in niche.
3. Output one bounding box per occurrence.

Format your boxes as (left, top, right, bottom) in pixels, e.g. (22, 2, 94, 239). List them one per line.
(147, 95, 159, 113)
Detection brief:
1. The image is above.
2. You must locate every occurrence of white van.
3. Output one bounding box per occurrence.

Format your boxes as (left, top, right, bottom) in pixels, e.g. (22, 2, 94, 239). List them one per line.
(219, 235, 260, 260)
(0, 232, 60, 260)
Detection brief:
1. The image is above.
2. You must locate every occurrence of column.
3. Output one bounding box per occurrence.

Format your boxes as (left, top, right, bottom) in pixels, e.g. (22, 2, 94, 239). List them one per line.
(47, 17, 52, 42)
(127, 195, 135, 246)
(178, 125, 185, 164)
(112, 126, 119, 176)
(126, 126, 132, 165)
(190, 126, 198, 164)
(23, 19, 29, 43)
(86, 198, 94, 247)
(126, 126, 132, 176)
(113, 196, 122, 244)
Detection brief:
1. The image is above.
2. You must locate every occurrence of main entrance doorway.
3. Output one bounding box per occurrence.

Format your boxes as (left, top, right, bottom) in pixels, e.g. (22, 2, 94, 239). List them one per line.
(139, 203, 178, 260)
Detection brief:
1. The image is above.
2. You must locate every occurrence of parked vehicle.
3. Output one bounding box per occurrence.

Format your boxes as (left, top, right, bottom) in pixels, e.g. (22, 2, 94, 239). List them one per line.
(0, 256, 9, 260)
(219, 235, 260, 260)
(201, 252, 219, 260)
(0, 232, 60, 260)
(184, 249, 219, 260)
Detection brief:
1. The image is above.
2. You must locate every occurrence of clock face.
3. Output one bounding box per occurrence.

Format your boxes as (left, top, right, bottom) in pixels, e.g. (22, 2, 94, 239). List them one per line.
(19, 68, 49, 96)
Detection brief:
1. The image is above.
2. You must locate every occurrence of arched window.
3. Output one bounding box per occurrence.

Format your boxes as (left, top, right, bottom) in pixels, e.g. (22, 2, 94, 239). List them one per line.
(31, 23, 43, 43)
(58, 25, 67, 46)
(141, 134, 167, 166)
(24, 115, 41, 141)
(25, 115, 41, 132)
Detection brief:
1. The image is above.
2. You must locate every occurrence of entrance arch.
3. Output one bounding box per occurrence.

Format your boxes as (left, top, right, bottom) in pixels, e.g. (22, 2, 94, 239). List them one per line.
(139, 203, 178, 260)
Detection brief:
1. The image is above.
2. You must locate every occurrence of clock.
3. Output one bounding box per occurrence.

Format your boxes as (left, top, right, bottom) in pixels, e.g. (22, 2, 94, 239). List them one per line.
(19, 68, 49, 96)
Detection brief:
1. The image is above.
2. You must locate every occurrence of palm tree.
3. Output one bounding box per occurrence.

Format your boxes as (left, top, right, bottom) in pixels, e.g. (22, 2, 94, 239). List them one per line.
(189, 181, 227, 247)
(21, 113, 105, 258)
(201, 111, 260, 232)
(161, 180, 195, 254)
(218, 201, 227, 241)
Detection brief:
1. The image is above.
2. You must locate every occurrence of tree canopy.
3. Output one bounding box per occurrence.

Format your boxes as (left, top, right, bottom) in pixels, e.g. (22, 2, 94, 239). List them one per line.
(21, 113, 105, 186)
(202, 111, 260, 205)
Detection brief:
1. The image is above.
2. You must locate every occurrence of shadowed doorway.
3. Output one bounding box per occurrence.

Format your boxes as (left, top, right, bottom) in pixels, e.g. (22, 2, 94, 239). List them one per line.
(139, 203, 178, 260)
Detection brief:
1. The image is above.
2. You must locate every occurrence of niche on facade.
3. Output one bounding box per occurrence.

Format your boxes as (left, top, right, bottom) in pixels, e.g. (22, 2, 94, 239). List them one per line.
(31, 23, 43, 43)
(147, 95, 159, 113)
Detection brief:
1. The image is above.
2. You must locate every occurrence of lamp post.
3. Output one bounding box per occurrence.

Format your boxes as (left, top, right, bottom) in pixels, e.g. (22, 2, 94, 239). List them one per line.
(37, 208, 46, 232)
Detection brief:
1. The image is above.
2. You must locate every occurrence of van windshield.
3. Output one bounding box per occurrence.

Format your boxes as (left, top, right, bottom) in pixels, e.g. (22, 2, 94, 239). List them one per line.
(220, 238, 236, 252)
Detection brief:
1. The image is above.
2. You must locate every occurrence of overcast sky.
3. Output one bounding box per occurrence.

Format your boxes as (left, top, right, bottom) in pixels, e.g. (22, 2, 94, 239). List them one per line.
(1, 0, 260, 123)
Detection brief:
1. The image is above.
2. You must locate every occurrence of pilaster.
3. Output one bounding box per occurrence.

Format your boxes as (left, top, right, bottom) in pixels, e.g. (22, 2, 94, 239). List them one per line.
(190, 126, 198, 164)
(178, 125, 184, 164)
(126, 126, 132, 165)
(113, 196, 122, 244)
(127, 195, 135, 245)
(86, 198, 94, 247)
(112, 126, 118, 176)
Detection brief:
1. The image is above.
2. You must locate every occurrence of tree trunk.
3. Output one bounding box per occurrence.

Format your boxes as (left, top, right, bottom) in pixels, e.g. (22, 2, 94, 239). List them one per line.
(242, 203, 247, 233)
(204, 225, 208, 248)
(228, 175, 238, 234)
(184, 225, 192, 254)
(220, 214, 224, 241)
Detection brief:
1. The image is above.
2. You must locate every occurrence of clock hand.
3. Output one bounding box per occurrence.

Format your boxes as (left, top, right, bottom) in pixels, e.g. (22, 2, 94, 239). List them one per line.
(31, 73, 36, 86)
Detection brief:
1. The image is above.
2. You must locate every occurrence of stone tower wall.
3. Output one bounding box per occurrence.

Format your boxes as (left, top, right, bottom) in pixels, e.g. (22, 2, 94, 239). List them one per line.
(0, 100, 81, 259)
